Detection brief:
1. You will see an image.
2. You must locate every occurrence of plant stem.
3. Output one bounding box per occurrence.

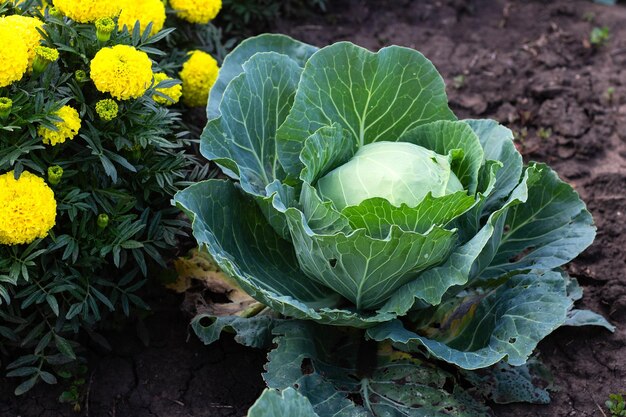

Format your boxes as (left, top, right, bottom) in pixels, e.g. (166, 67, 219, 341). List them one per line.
(356, 331, 378, 379)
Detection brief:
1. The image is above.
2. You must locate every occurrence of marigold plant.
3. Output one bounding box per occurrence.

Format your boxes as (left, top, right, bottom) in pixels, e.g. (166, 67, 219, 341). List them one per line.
(0, 0, 226, 395)
(0, 0, 327, 399)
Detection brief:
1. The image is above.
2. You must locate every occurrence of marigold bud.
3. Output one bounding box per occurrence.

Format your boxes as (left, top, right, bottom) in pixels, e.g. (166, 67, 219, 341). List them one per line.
(95, 17, 115, 42)
(32, 46, 59, 74)
(0, 97, 12, 119)
(48, 7, 63, 18)
(75, 69, 88, 82)
(130, 144, 142, 160)
(47, 165, 64, 185)
(97, 214, 110, 229)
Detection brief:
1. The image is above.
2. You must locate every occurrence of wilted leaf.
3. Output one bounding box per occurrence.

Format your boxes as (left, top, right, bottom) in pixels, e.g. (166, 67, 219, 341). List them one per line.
(170, 248, 258, 317)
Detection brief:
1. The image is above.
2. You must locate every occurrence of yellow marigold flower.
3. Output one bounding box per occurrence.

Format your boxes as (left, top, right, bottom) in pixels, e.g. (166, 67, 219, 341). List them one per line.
(179, 50, 219, 107)
(118, 0, 166, 36)
(38, 105, 82, 146)
(152, 72, 182, 106)
(1, 15, 44, 71)
(90, 45, 153, 100)
(170, 0, 222, 24)
(0, 23, 28, 87)
(52, 0, 121, 23)
(95, 98, 118, 120)
(0, 171, 56, 246)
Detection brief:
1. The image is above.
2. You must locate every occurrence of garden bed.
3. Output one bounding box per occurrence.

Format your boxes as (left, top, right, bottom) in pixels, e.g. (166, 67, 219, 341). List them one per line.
(1, 0, 625, 416)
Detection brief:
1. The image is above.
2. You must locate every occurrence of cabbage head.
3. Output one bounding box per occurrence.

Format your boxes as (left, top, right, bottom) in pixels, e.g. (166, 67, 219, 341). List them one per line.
(317, 141, 464, 210)
(174, 34, 610, 371)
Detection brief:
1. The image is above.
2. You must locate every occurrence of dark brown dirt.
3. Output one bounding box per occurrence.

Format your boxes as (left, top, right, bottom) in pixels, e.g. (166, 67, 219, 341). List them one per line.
(2, 1, 625, 416)
(0, 292, 266, 417)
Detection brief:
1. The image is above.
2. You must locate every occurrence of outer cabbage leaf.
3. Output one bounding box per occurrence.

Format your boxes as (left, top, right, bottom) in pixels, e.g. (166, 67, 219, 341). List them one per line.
(248, 388, 319, 417)
(298, 183, 352, 235)
(483, 164, 595, 278)
(451, 120, 518, 244)
(564, 309, 615, 331)
(277, 42, 456, 177)
(560, 277, 614, 330)
(201, 52, 302, 195)
(191, 314, 276, 349)
(464, 119, 523, 214)
(453, 160, 503, 244)
(264, 321, 492, 417)
(461, 360, 553, 405)
(256, 180, 297, 240)
(207, 34, 318, 120)
(367, 270, 575, 369)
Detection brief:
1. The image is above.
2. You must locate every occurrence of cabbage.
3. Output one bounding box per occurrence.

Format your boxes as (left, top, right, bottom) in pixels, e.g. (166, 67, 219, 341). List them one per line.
(174, 34, 613, 416)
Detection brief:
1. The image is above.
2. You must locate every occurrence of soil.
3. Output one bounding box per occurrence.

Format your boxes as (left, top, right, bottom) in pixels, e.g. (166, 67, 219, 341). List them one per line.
(0, 290, 266, 417)
(1, 0, 626, 416)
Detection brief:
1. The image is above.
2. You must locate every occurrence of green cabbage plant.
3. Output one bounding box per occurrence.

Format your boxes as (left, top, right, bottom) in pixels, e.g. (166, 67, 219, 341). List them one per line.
(174, 34, 613, 415)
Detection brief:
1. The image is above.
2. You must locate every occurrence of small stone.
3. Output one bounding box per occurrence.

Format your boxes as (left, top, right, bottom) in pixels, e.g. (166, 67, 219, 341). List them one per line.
(557, 145, 576, 159)
(453, 94, 488, 115)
